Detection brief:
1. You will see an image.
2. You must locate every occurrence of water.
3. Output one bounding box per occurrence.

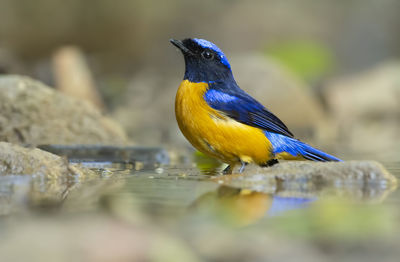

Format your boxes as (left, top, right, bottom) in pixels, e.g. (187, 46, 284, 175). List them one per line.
(79, 162, 398, 222)
(1, 160, 398, 220)
(1, 154, 399, 261)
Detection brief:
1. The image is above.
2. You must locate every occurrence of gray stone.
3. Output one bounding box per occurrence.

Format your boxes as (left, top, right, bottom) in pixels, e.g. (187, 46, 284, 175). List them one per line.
(0, 75, 127, 145)
(324, 61, 400, 158)
(0, 141, 90, 178)
(0, 142, 96, 215)
(325, 61, 400, 121)
(214, 161, 396, 200)
(112, 69, 179, 145)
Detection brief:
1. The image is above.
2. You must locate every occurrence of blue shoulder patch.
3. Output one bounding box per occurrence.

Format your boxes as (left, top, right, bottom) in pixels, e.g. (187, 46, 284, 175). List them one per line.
(193, 38, 231, 68)
(204, 89, 238, 104)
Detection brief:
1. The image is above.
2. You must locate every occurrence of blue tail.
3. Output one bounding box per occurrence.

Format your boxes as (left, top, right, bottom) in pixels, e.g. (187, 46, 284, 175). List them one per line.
(264, 132, 342, 162)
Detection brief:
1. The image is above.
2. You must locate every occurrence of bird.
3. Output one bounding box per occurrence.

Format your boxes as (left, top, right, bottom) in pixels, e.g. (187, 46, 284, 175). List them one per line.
(170, 38, 341, 174)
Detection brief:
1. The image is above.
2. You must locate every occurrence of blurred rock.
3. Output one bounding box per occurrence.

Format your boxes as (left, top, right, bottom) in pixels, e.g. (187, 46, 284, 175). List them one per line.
(325, 61, 400, 123)
(0, 75, 127, 145)
(52, 46, 105, 110)
(231, 53, 334, 141)
(0, 141, 83, 178)
(38, 145, 170, 166)
(112, 70, 181, 145)
(324, 61, 400, 157)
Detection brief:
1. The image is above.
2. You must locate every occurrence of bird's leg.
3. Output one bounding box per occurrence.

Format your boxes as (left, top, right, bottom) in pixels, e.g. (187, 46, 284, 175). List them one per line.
(238, 161, 248, 173)
(261, 159, 279, 167)
(223, 165, 233, 175)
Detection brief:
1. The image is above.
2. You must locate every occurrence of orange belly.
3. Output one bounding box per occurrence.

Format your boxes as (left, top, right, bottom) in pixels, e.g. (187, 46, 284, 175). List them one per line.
(175, 80, 274, 166)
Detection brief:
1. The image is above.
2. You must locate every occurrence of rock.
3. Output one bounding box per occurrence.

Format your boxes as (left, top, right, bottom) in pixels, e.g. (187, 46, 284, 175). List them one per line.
(0, 142, 87, 178)
(0, 75, 127, 145)
(325, 61, 400, 121)
(214, 161, 397, 200)
(0, 142, 96, 214)
(267, 160, 394, 182)
(52, 46, 106, 110)
(38, 145, 170, 166)
(112, 70, 181, 145)
(324, 61, 400, 157)
(230, 54, 334, 140)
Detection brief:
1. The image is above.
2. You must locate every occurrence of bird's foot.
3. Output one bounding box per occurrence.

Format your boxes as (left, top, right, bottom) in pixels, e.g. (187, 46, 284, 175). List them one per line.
(238, 161, 248, 173)
(260, 159, 279, 168)
(222, 161, 248, 174)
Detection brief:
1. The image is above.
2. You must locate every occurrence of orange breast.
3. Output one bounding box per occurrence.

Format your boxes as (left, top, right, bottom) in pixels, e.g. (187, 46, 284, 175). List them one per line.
(175, 80, 273, 166)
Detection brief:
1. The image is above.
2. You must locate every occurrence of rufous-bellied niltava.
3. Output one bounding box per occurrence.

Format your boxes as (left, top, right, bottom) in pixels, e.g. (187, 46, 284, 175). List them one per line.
(170, 38, 341, 174)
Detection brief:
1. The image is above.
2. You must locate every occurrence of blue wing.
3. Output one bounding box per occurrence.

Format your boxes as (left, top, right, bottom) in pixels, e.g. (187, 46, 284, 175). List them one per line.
(204, 81, 294, 138)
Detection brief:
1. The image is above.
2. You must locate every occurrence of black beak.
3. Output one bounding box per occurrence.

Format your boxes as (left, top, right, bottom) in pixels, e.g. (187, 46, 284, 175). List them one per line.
(170, 39, 192, 55)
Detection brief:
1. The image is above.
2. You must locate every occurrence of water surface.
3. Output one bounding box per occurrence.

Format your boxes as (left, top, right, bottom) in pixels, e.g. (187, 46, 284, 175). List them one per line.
(1, 154, 399, 261)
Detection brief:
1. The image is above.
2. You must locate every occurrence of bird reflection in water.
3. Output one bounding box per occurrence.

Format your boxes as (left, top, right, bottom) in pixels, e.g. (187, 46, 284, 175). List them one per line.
(191, 185, 315, 226)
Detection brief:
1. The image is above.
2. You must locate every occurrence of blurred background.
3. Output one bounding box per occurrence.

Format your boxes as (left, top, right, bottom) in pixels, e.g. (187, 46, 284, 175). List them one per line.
(0, 0, 399, 159)
(1, 1, 400, 262)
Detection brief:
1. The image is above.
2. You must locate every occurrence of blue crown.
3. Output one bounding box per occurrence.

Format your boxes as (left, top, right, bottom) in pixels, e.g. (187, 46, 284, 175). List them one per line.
(193, 38, 231, 68)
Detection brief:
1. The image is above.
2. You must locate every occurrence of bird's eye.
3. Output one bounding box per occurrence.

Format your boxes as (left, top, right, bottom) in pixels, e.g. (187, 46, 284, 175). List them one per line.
(201, 51, 214, 60)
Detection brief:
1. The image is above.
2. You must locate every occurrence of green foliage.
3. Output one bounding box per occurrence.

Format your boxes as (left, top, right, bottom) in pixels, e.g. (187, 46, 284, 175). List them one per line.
(266, 40, 335, 82)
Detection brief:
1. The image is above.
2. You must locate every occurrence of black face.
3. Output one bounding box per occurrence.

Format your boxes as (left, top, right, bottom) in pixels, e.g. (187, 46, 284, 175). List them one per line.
(170, 38, 233, 83)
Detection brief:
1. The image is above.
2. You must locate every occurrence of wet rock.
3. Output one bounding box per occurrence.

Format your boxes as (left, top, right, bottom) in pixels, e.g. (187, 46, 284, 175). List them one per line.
(268, 160, 394, 183)
(0, 142, 88, 178)
(215, 161, 396, 199)
(324, 61, 400, 157)
(0, 75, 127, 145)
(0, 142, 96, 214)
